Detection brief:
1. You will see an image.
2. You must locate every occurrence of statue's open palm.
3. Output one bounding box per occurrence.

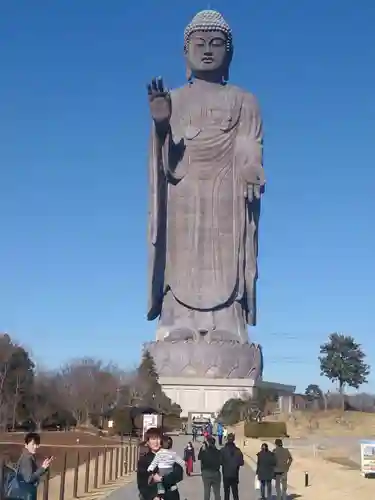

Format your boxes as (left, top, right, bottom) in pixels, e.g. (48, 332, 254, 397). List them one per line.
(147, 77, 171, 124)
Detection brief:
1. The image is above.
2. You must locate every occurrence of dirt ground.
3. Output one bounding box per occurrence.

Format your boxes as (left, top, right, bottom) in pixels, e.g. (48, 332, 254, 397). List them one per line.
(268, 410, 375, 438)
(265, 410, 375, 467)
(233, 420, 375, 500)
(0, 431, 135, 478)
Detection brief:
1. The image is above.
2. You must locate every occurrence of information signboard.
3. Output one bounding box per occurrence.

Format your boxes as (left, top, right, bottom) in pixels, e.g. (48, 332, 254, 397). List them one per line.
(360, 440, 375, 477)
(142, 413, 162, 440)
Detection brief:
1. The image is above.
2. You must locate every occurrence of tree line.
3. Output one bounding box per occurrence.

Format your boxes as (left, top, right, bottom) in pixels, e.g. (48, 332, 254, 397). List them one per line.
(0, 333, 181, 432)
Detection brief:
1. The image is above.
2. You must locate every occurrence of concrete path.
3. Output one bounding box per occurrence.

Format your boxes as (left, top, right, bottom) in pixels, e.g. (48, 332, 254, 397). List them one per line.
(105, 435, 258, 500)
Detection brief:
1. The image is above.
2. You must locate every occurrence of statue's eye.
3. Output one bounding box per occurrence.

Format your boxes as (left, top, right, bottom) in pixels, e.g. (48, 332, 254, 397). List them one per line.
(211, 39, 225, 47)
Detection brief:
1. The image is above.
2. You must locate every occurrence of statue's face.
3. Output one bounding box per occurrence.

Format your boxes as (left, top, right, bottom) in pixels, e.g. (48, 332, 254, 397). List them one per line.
(187, 30, 228, 76)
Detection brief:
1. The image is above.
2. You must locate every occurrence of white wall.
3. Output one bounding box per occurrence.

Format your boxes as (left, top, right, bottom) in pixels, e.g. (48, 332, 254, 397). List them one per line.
(160, 377, 295, 418)
(161, 383, 255, 417)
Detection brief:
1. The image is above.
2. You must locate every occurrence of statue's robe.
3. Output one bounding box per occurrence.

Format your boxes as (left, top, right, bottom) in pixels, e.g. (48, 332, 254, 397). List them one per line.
(147, 81, 264, 341)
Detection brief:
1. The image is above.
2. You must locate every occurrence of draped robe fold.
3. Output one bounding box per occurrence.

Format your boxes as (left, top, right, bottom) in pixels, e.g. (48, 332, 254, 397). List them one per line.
(147, 82, 264, 338)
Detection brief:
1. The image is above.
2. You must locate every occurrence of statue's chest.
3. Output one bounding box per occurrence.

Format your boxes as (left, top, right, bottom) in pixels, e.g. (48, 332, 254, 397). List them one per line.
(172, 92, 241, 141)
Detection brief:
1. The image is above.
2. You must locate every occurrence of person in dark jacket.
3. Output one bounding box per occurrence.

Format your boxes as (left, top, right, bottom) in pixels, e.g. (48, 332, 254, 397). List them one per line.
(256, 443, 276, 500)
(220, 433, 244, 500)
(198, 436, 221, 500)
(192, 426, 198, 442)
(137, 427, 183, 500)
(183, 441, 195, 476)
(10, 432, 52, 500)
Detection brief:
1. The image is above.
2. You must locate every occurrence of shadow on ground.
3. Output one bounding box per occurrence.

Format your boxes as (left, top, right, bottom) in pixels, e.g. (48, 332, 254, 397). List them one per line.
(325, 456, 359, 470)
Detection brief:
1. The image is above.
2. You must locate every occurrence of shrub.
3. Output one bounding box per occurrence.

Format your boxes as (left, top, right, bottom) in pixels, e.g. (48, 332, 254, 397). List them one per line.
(244, 421, 288, 438)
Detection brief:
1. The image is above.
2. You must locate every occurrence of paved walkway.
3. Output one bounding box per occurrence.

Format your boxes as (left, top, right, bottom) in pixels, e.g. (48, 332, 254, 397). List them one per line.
(105, 435, 258, 500)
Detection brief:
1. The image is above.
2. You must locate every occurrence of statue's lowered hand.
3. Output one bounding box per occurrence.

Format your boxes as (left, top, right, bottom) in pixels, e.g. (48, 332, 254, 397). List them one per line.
(147, 77, 171, 128)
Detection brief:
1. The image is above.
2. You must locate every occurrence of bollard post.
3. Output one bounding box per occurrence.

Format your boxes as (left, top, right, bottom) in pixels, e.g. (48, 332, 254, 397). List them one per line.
(124, 445, 129, 474)
(84, 452, 91, 493)
(59, 452, 67, 500)
(93, 452, 99, 489)
(73, 451, 80, 498)
(102, 448, 107, 484)
(128, 445, 133, 472)
(132, 444, 137, 471)
(109, 448, 114, 481)
(120, 433, 124, 476)
(42, 467, 50, 500)
(304, 471, 309, 487)
(115, 447, 119, 479)
(120, 443, 124, 476)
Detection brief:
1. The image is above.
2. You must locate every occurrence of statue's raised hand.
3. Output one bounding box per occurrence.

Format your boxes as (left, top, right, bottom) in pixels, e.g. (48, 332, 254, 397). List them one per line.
(147, 77, 171, 127)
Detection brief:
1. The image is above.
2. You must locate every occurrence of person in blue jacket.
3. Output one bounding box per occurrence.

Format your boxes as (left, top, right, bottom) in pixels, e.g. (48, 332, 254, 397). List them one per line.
(217, 422, 224, 446)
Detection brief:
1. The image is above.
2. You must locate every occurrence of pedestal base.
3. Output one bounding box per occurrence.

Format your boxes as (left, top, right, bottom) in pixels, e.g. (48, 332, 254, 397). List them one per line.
(144, 340, 263, 379)
(159, 377, 296, 418)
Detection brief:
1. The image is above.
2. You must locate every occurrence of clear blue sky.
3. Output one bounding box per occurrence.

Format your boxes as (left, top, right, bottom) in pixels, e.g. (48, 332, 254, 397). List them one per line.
(1, 1, 374, 393)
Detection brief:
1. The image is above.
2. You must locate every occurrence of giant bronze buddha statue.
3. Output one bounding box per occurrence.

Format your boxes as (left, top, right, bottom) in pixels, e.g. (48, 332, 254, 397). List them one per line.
(144, 10, 265, 379)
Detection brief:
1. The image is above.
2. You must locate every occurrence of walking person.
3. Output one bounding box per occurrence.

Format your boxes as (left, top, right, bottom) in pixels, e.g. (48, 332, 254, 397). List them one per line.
(273, 439, 293, 500)
(255, 443, 276, 500)
(220, 433, 244, 500)
(198, 436, 222, 500)
(6, 432, 53, 500)
(217, 422, 224, 446)
(192, 426, 198, 442)
(137, 428, 183, 500)
(183, 441, 195, 476)
(207, 420, 213, 436)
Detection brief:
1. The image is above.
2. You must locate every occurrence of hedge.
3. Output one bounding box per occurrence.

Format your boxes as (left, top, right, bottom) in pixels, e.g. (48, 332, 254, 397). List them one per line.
(244, 421, 288, 438)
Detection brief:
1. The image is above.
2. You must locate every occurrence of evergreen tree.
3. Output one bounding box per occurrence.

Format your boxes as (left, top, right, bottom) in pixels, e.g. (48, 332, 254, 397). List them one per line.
(304, 384, 323, 401)
(137, 350, 159, 389)
(136, 350, 162, 407)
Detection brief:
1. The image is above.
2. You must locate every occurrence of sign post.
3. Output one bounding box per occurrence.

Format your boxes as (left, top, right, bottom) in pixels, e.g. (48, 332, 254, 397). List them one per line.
(142, 414, 163, 441)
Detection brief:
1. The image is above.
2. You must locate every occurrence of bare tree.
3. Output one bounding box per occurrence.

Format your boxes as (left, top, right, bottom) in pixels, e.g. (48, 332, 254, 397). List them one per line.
(57, 358, 120, 426)
(0, 334, 34, 429)
(27, 371, 60, 430)
(0, 335, 15, 427)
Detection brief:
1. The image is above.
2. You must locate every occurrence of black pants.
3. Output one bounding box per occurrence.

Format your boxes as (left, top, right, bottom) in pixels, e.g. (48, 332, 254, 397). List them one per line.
(223, 477, 239, 500)
(218, 434, 223, 446)
(260, 479, 272, 499)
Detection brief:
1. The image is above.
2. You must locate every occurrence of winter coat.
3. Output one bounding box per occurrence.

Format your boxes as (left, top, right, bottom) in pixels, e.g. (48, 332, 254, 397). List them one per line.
(183, 446, 195, 462)
(198, 444, 221, 472)
(137, 448, 183, 500)
(220, 443, 244, 480)
(256, 450, 276, 481)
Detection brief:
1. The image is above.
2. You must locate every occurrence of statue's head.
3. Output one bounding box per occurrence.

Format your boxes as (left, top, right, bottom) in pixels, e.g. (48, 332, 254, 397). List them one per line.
(184, 10, 233, 83)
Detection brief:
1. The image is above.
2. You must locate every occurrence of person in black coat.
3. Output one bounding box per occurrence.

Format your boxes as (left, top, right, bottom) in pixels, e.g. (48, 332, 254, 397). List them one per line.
(198, 436, 222, 500)
(256, 443, 276, 500)
(220, 433, 244, 500)
(137, 428, 183, 500)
